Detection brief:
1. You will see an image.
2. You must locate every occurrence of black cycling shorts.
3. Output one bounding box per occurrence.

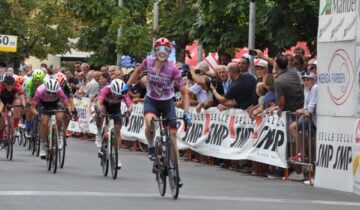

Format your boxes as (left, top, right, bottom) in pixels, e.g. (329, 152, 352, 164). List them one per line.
(103, 101, 122, 125)
(39, 100, 64, 116)
(143, 96, 177, 129)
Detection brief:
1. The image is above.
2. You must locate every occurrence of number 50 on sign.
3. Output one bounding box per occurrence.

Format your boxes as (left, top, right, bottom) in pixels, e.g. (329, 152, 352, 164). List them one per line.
(0, 35, 17, 52)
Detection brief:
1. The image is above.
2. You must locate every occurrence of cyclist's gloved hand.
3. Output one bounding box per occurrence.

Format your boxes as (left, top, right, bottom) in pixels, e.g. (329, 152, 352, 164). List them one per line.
(183, 111, 192, 127)
(121, 84, 130, 94)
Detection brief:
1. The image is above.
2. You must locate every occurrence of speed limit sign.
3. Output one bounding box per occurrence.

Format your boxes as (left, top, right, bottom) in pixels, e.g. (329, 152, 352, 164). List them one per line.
(0, 35, 18, 52)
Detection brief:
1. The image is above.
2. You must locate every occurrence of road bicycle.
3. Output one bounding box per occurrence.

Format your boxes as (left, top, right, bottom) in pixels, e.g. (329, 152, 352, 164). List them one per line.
(151, 115, 188, 199)
(0, 104, 23, 160)
(41, 109, 67, 174)
(98, 113, 128, 179)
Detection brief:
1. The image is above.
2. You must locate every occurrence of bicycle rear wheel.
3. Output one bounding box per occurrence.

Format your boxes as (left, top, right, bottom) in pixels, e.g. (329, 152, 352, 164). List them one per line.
(167, 137, 180, 199)
(101, 131, 109, 177)
(110, 129, 118, 179)
(155, 136, 166, 196)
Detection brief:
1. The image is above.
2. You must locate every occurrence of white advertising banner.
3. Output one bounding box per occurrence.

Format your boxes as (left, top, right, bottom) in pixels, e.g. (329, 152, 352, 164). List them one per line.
(68, 97, 91, 133)
(317, 41, 356, 116)
(70, 100, 289, 168)
(318, 0, 357, 42)
(315, 116, 354, 192)
(122, 104, 289, 168)
(353, 119, 360, 195)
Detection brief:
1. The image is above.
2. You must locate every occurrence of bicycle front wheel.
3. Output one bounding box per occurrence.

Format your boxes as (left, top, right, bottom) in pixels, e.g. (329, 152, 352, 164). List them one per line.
(110, 129, 118, 179)
(167, 137, 180, 199)
(48, 124, 58, 174)
(8, 121, 15, 160)
(101, 130, 109, 177)
(58, 132, 66, 168)
(155, 136, 166, 196)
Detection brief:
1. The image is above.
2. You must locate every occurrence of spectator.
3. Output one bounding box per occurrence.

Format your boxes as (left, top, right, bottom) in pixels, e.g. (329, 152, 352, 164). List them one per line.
(64, 69, 80, 94)
(84, 70, 99, 99)
(273, 55, 304, 113)
(109, 65, 117, 80)
(93, 71, 101, 82)
(247, 82, 266, 119)
(263, 74, 276, 109)
(100, 66, 109, 74)
(289, 71, 317, 182)
(254, 59, 268, 82)
(211, 62, 256, 110)
(307, 58, 317, 74)
(115, 69, 124, 80)
(239, 57, 250, 74)
(80, 63, 90, 75)
(286, 54, 295, 69)
(129, 75, 147, 104)
(215, 65, 231, 94)
(294, 46, 305, 59)
(99, 72, 110, 89)
(74, 61, 81, 72)
(188, 62, 212, 113)
(272, 54, 304, 181)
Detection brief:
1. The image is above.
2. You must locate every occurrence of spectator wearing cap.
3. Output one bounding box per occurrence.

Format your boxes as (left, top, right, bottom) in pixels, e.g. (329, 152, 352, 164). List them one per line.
(307, 58, 317, 74)
(288, 71, 317, 181)
(189, 62, 212, 113)
(254, 59, 268, 82)
(211, 62, 256, 110)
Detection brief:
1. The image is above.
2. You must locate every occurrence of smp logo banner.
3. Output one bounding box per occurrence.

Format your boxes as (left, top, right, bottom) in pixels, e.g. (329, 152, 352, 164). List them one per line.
(318, 49, 355, 105)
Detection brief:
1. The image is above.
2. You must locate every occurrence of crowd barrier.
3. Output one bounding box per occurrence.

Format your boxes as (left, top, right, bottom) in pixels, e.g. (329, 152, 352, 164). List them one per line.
(68, 97, 291, 168)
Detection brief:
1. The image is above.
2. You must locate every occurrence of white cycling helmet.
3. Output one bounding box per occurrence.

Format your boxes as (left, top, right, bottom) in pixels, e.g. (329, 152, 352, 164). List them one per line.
(110, 79, 125, 96)
(45, 78, 60, 93)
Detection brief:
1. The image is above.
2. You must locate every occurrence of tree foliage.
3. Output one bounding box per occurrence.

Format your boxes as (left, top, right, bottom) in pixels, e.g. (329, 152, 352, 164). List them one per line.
(0, 0, 77, 67)
(66, 0, 152, 66)
(191, 0, 319, 57)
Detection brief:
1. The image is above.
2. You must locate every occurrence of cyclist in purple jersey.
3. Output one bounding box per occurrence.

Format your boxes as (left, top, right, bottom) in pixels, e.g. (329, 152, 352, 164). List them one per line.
(123, 37, 191, 186)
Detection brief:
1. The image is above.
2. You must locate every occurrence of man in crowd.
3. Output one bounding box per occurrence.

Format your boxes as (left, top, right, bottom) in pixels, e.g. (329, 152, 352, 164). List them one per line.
(211, 62, 256, 110)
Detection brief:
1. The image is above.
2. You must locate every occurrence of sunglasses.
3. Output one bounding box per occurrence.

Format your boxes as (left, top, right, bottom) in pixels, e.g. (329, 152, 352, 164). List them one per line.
(155, 46, 171, 54)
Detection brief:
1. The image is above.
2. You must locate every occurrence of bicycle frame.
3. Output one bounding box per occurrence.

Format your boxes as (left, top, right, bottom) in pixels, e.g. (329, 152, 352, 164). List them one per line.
(151, 115, 186, 199)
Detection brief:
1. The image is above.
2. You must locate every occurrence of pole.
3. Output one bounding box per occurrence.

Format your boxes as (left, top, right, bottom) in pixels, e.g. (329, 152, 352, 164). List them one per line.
(153, 0, 159, 45)
(117, 0, 123, 67)
(248, 0, 256, 74)
(198, 42, 203, 63)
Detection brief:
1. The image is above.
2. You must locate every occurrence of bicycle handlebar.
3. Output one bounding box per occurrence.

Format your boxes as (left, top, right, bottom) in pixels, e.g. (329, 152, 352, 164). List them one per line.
(150, 116, 188, 132)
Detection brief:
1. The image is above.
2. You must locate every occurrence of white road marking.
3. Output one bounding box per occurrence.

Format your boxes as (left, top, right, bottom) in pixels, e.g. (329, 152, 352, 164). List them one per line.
(0, 191, 359, 206)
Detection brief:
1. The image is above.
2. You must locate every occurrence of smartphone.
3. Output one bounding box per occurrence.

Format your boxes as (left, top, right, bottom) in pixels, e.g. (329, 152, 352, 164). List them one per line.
(248, 49, 257, 56)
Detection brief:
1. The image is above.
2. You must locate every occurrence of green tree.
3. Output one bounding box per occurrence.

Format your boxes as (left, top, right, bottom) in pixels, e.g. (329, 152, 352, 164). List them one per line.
(0, 0, 77, 68)
(66, 0, 152, 66)
(190, 0, 319, 57)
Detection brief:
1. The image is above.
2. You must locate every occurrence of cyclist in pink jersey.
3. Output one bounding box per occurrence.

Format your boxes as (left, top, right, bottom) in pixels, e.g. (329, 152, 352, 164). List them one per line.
(123, 37, 191, 187)
(96, 79, 133, 169)
(31, 79, 73, 158)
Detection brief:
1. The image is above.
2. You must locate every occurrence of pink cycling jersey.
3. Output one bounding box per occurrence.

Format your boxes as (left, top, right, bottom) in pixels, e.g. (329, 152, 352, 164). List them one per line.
(98, 86, 132, 107)
(140, 58, 185, 101)
(32, 84, 68, 105)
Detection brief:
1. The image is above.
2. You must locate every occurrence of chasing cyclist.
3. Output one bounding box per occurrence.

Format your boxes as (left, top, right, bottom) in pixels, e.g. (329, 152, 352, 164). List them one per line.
(122, 37, 191, 186)
(96, 79, 133, 169)
(30, 79, 72, 158)
(24, 69, 47, 138)
(0, 73, 26, 136)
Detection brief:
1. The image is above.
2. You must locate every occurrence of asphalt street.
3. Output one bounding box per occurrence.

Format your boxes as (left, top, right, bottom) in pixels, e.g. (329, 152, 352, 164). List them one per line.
(0, 138, 359, 210)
